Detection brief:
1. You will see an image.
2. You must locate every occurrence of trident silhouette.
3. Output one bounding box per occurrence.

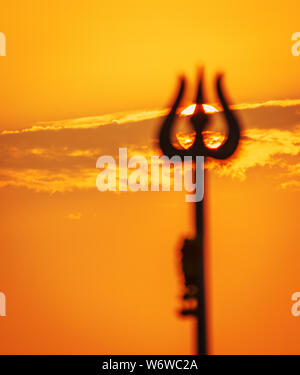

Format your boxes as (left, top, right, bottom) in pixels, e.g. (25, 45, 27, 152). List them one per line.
(159, 72, 241, 355)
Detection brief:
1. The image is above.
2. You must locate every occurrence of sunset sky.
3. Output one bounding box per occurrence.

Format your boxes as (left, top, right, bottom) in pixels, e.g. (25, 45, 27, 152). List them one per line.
(0, 0, 300, 354)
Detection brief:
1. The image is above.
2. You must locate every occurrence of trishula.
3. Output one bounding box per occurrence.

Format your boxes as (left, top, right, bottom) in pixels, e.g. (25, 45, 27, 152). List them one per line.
(159, 72, 241, 355)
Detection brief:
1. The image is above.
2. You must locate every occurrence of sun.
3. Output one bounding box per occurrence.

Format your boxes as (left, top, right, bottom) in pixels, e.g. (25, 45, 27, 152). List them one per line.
(177, 103, 222, 150)
(203, 133, 224, 149)
(181, 103, 218, 116)
(176, 133, 196, 149)
(176, 131, 225, 150)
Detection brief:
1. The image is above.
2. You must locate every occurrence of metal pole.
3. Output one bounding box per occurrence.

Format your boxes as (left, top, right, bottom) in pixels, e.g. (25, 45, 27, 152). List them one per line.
(158, 74, 240, 356)
(195, 165, 207, 355)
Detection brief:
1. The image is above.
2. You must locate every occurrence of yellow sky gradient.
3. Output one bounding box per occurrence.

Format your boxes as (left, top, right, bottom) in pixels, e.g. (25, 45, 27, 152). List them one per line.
(0, 0, 300, 128)
(0, 0, 300, 354)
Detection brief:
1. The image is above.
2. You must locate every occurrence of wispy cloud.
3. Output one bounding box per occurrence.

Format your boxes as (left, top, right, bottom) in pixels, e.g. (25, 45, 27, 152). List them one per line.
(1, 98, 300, 135)
(232, 99, 300, 111)
(67, 213, 82, 220)
(0, 168, 97, 193)
(0, 126, 299, 193)
(0, 100, 300, 193)
(0, 109, 168, 135)
(208, 127, 300, 179)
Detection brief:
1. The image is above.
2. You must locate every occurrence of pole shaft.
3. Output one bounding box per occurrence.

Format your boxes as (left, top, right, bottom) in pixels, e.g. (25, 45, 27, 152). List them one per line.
(195, 168, 207, 355)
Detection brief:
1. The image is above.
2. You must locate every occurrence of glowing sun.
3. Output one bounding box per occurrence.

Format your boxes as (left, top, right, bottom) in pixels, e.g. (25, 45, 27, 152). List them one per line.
(181, 104, 218, 116)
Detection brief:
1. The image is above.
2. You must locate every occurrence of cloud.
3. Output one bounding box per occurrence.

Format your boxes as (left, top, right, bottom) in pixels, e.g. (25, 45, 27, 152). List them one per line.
(1, 97, 300, 135)
(0, 168, 98, 193)
(232, 99, 300, 111)
(0, 101, 300, 193)
(0, 109, 168, 135)
(67, 213, 82, 220)
(0, 125, 300, 194)
(278, 163, 300, 189)
(281, 180, 300, 189)
(208, 127, 300, 179)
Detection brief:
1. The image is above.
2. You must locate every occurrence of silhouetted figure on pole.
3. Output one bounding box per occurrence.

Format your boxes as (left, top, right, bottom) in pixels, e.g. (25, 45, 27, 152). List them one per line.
(159, 71, 241, 355)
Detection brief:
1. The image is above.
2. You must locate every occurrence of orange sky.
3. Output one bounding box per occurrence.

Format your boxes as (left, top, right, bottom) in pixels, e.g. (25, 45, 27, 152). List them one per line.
(1, 0, 300, 128)
(0, 0, 300, 354)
